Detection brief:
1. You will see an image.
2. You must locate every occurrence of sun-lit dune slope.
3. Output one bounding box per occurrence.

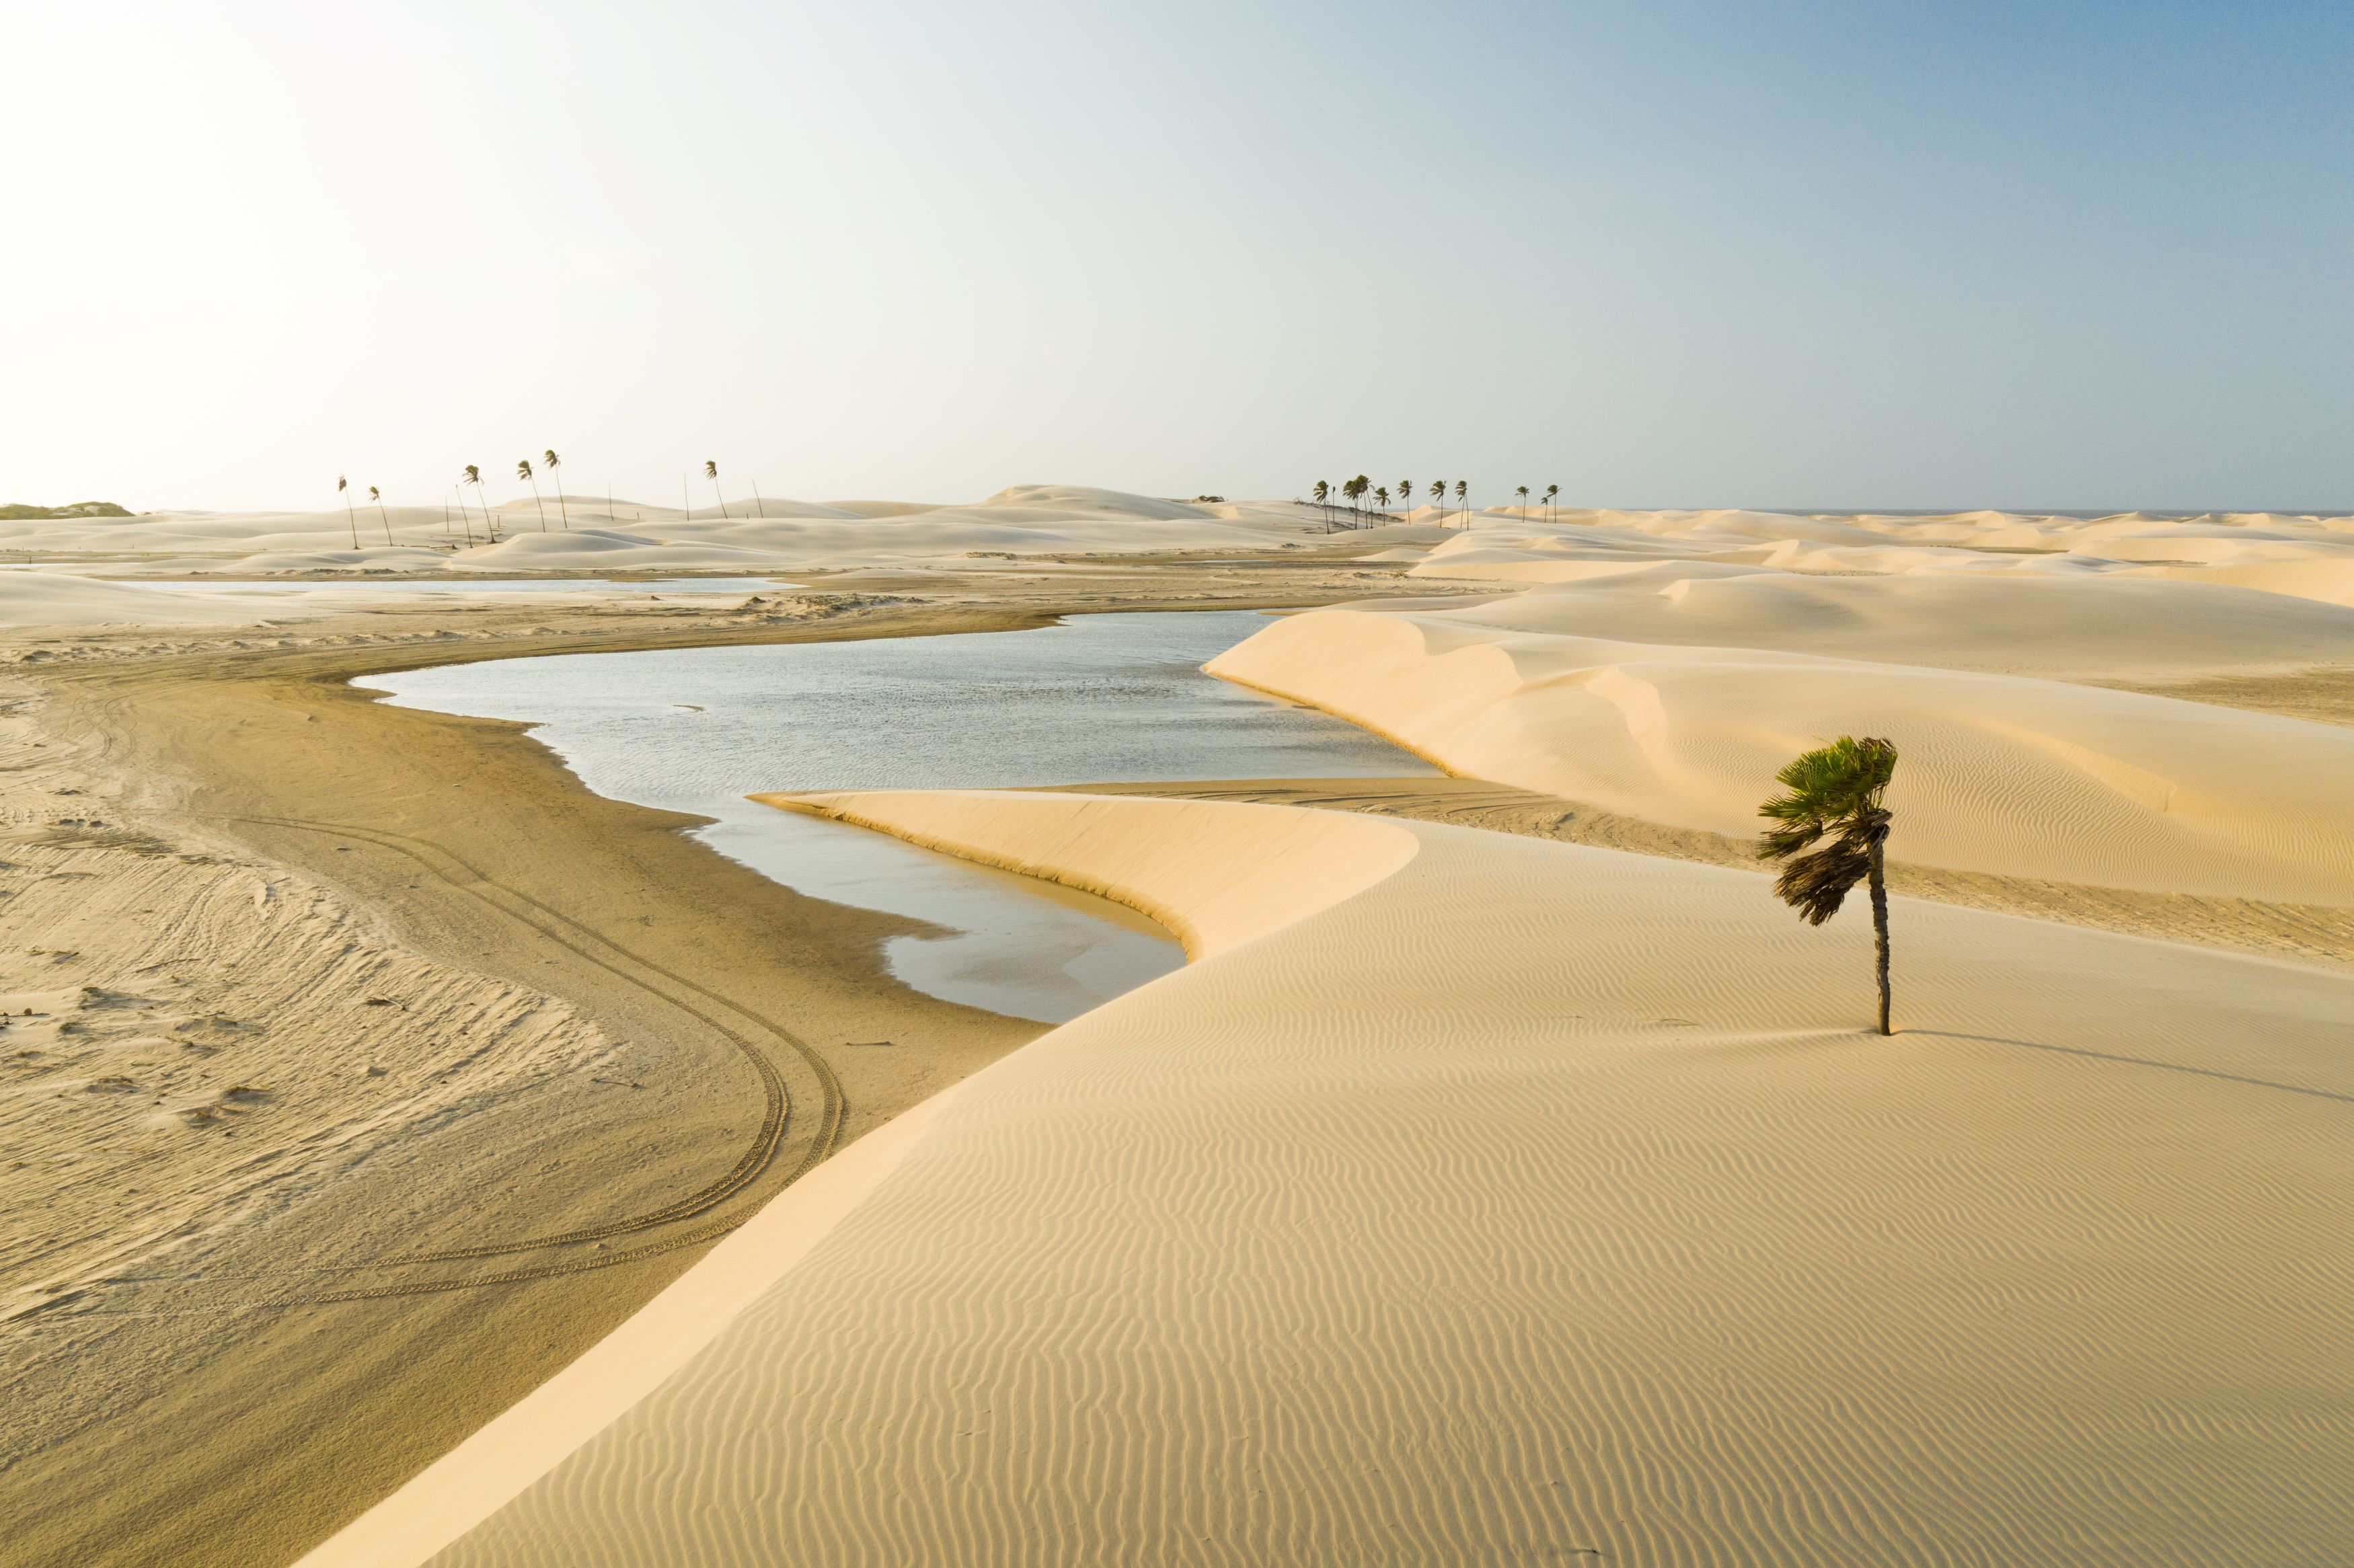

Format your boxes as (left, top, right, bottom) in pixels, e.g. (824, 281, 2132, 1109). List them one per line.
(1208, 606, 2354, 904)
(307, 791, 2354, 1567)
(753, 788, 1416, 956)
(0, 486, 1371, 574)
(1412, 508, 2354, 608)
(1436, 561, 2354, 678)
(0, 572, 346, 629)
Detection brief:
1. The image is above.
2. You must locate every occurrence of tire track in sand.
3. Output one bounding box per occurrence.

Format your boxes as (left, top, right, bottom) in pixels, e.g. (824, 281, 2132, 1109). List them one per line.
(204, 814, 847, 1304)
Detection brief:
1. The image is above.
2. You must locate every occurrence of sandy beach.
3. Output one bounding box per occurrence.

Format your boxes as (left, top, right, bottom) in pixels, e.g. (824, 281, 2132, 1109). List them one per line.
(5, 494, 2352, 1565)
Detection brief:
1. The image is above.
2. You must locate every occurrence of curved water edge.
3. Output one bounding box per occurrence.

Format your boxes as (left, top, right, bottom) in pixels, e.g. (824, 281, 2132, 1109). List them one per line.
(355, 611, 1435, 1022)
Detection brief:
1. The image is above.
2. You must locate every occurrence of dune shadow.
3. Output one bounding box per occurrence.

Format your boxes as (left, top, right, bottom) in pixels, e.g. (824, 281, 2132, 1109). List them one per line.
(1913, 1029, 2353, 1105)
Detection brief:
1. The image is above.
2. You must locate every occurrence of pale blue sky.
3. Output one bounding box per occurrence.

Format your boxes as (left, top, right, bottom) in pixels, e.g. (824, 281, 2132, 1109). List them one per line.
(5, 1, 2347, 512)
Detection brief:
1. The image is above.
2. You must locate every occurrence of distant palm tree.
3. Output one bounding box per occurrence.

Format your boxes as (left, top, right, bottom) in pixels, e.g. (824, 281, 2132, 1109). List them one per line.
(1399, 479, 1414, 520)
(336, 475, 358, 550)
(1758, 736, 1901, 1035)
(451, 486, 476, 547)
(1428, 479, 1445, 524)
(1375, 485, 1391, 515)
(1516, 483, 1530, 520)
(1342, 475, 1369, 526)
(368, 485, 393, 546)
(463, 463, 497, 543)
(704, 460, 728, 519)
(517, 459, 547, 532)
(544, 450, 569, 529)
(1453, 479, 1468, 527)
(1544, 483, 1559, 523)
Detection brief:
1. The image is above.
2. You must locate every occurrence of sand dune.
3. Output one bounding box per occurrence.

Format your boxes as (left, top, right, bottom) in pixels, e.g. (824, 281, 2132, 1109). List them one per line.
(1412, 508, 2354, 611)
(0, 572, 348, 629)
(1208, 605, 2354, 904)
(305, 789, 2354, 1566)
(0, 487, 1360, 575)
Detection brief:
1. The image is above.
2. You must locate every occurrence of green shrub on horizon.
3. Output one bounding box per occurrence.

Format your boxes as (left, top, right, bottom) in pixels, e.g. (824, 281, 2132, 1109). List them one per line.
(0, 501, 134, 520)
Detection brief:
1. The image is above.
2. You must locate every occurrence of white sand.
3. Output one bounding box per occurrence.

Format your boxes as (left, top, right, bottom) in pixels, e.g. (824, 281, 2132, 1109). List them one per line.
(303, 789, 2354, 1565)
(1206, 589, 2354, 904)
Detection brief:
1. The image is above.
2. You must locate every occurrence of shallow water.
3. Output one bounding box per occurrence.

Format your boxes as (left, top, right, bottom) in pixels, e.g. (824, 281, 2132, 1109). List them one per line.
(360, 611, 1433, 1022)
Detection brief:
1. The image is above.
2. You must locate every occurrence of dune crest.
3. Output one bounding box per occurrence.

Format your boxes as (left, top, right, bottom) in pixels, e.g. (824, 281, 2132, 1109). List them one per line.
(1209, 606, 2354, 904)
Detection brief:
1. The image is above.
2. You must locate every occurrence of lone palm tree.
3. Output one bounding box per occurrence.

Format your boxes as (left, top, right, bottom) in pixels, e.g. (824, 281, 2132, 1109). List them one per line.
(704, 460, 728, 519)
(1758, 736, 1901, 1036)
(1428, 478, 1445, 524)
(1453, 479, 1468, 527)
(1399, 479, 1414, 520)
(463, 464, 498, 543)
(1544, 482, 1559, 523)
(336, 475, 358, 551)
(369, 485, 393, 546)
(517, 458, 548, 531)
(1515, 483, 1531, 520)
(543, 450, 570, 528)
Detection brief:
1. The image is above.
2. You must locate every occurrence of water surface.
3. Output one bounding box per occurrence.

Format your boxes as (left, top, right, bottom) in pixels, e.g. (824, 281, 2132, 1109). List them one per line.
(362, 611, 1431, 1022)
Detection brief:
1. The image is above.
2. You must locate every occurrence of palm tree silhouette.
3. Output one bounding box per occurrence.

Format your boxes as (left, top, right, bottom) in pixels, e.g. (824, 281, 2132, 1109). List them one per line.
(369, 485, 393, 546)
(1515, 484, 1531, 520)
(336, 475, 357, 551)
(1453, 480, 1468, 528)
(463, 464, 498, 543)
(1374, 485, 1391, 516)
(704, 460, 728, 520)
(1544, 483, 1559, 523)
(1428, 479, 1445, 524)
(1399, 479, 1414, 520)
(1758, 736, 1901, 1035)
(544, 450, 569, 529)
(517, 459, 547, 532)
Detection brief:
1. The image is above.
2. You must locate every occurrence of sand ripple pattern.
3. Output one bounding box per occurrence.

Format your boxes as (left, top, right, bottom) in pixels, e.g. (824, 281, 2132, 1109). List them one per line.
(352, 795, 2354, 1568)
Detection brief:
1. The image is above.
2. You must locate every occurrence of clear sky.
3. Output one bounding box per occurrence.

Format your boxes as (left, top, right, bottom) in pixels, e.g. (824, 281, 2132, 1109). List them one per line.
(5, 1, 2348, 513)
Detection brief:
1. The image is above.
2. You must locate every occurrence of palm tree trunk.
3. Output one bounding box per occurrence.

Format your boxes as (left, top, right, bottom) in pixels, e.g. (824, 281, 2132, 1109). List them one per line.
(529, 479, 547, 532)
(344, 500, 358, 551)
(1868, 843, 1891, 1035)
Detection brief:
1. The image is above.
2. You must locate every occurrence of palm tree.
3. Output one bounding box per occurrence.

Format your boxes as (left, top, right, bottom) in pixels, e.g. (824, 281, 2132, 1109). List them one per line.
(369, 485, 393, 546)
(463, 464, 498, 543)
(451, 487, 476, 547)
(1516, 484, 1531, 520)
(1375, 485, 1391, 516)
(1428, 479, 1445, 524)
(544, 450, 569, 528)
(704, 460, 728, 519)
(1453, 479, 1468, 528)
(1399, 479, 1414, 520)
(336, 475, 357, 550)
(1758, 736, 1901, 1036)
(1312, 479, 1330, 531)
(517, 458, 547, 531)
(1342, 475, 1369, 526)
(1544, 482, 1559, 523)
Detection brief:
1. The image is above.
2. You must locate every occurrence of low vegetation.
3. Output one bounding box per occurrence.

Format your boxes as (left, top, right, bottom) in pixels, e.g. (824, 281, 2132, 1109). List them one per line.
(0, 501, 132, 519)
